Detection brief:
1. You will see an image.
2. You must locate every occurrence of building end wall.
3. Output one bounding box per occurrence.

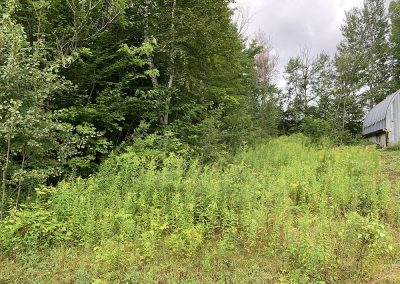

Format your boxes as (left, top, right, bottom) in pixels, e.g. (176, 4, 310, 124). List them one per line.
(368, 132, 388, 147)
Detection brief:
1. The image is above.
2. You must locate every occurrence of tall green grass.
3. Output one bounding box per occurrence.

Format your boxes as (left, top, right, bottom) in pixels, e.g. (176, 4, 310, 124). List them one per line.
(1, 135, 398, 283)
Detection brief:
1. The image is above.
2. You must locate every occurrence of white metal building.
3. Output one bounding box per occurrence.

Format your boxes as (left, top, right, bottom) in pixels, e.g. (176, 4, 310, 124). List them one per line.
(363, 90, 400, 147)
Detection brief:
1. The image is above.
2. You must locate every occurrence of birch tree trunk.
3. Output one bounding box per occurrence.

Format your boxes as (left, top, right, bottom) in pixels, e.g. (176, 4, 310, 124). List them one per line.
(144, 1, 160, 89)
(143, 0, 177, 125)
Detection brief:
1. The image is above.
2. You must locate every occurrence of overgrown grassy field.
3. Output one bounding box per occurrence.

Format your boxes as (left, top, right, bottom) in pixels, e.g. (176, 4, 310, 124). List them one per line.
(1, 136, 400, 283)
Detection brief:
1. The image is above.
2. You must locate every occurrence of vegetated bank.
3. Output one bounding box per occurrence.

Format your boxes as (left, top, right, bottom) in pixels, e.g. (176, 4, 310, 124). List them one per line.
(1, 136, 400, 283)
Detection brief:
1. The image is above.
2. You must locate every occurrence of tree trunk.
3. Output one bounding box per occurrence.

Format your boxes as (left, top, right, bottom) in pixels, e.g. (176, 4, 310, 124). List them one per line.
(342, 92, 347, 131)
(1, 134, 11, 217)
(15, 153, 26, 210)
(161, 0, 177, 125)
(143, 0, 177, 125)
(144, 1, 160, 90)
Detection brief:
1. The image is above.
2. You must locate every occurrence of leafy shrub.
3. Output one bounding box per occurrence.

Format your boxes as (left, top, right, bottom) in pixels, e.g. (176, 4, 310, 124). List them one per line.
(0, 187, 72, 251)
(300, 116, 332, 139)
(386, 142, 400, 151)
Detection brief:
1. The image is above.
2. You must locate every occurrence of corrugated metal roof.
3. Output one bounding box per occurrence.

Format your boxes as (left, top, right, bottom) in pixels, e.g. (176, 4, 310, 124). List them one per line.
(362, 91, 400, 135)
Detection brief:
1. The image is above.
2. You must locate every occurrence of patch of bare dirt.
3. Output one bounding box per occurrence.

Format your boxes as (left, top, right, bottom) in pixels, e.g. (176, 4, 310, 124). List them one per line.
(381, 154, 400, 182)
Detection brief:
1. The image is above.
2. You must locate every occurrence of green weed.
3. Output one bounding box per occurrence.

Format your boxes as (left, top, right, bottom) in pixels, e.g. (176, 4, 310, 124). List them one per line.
(1, 136, 399, 283)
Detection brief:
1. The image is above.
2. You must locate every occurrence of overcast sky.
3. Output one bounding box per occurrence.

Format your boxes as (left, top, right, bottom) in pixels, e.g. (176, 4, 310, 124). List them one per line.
(236, 0, 366, 83)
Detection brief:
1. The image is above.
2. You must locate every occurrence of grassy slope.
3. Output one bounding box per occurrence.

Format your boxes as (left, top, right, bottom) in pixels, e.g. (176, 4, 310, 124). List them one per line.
(378, 151, 400, 283)
(1, 137, 400, 283)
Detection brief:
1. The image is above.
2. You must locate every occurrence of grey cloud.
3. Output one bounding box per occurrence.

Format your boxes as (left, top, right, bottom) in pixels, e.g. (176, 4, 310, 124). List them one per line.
(238, 0, 364, 80)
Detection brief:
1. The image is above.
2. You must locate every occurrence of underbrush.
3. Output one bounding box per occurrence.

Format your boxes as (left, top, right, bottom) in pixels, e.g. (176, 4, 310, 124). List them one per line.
(1, 135, 400, 283)
(386, 142, 400, 151)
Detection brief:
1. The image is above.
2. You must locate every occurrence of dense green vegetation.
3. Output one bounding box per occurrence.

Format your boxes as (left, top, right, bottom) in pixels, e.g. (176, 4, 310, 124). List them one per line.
(2, 0, 400, 207)
(2, 0, 400, 282)
(1, 136, 400, 283)
(0, 0, 280, 209)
